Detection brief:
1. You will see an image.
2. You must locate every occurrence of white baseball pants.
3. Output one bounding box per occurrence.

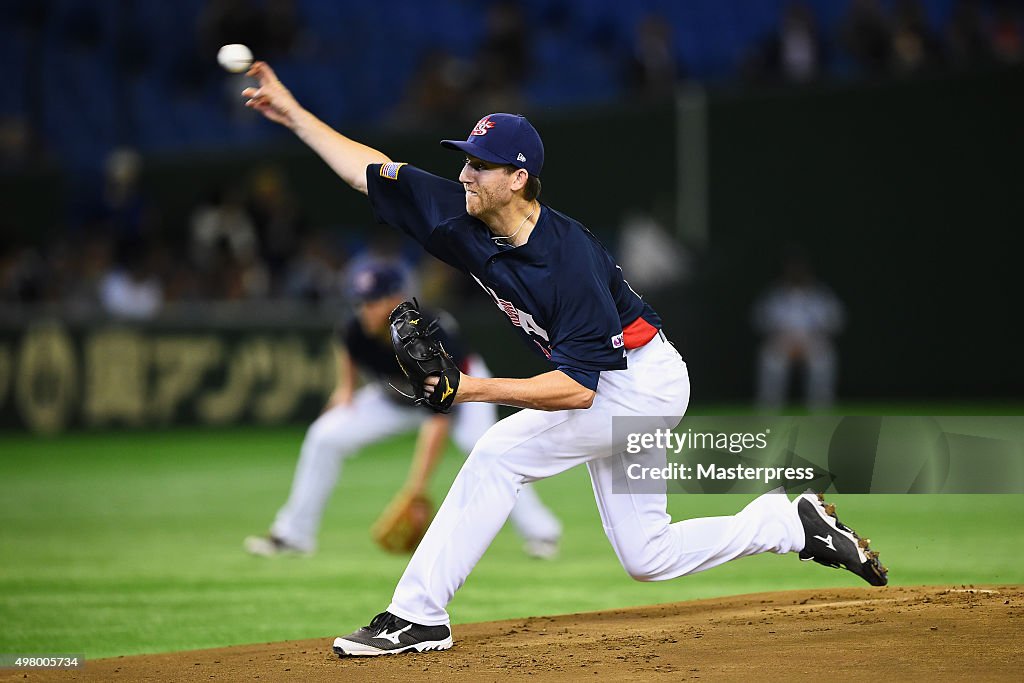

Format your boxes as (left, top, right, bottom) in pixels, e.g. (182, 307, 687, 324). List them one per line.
(757, 337, 838, 410)
(388, 336, 806, 626)
(270, 357, 561, 552)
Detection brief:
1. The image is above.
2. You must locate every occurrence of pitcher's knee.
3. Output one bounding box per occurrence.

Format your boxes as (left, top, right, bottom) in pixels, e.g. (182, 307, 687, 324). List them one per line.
(619, 551, 671, 582)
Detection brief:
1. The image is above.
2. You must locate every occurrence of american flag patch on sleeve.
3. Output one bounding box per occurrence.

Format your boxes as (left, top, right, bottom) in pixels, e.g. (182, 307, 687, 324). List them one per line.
(379, 162, 407, 180)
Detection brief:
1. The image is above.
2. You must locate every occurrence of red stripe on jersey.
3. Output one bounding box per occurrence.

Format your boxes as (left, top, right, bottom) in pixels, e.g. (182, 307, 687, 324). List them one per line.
(623, 316, 659, 349)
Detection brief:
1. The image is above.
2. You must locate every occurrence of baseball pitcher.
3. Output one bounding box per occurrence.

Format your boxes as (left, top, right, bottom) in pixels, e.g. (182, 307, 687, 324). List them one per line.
(241, 61, 887, 658)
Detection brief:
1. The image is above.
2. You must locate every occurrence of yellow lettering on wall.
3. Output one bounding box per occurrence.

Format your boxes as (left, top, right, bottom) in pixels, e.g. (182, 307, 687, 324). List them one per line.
(197, 338, 268, 424)
(253, 336, 304, 423)
(0, 343, 11, 411)
(15, 322, 78, 434)
(83, 328, 148, 426)
(150, 336, 223, 422)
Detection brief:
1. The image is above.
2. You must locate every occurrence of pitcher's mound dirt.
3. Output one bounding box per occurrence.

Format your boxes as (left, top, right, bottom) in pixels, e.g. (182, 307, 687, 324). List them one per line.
(7, 585, 1022, 682)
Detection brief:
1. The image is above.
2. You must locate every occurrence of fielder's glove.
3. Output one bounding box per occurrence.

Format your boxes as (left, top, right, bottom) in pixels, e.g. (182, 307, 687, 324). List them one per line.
(389, 300, 460, 413)
(371, 492, 433, 554)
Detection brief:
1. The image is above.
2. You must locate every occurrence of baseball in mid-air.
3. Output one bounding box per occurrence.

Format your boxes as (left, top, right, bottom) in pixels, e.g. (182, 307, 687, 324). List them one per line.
(217, 44, 253, 73)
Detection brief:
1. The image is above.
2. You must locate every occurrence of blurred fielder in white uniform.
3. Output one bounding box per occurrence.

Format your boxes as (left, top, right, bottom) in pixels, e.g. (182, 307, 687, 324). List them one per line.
(245, 261, 561, 559)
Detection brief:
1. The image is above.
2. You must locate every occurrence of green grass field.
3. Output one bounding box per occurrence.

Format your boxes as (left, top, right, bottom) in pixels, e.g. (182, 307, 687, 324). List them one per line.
(2, 425, 1023, 659)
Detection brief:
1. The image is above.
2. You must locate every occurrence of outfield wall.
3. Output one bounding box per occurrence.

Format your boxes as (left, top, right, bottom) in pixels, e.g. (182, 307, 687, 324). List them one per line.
(688, 66, 1024, 402)
(0, 318, 336, 434)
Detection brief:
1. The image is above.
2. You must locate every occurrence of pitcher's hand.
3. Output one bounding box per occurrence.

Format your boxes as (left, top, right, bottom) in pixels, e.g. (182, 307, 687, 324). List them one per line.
(242, 61, 304, 128)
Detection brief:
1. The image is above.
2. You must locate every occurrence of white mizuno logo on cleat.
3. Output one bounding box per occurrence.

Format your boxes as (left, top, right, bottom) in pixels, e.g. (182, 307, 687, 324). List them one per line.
(377, 624, 412, 644)
(814, 534, 835, 551)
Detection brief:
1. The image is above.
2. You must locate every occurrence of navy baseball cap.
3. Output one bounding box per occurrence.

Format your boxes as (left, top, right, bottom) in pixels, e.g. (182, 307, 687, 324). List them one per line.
(348, 261, 407, 303)
(441, 113, 544, 177)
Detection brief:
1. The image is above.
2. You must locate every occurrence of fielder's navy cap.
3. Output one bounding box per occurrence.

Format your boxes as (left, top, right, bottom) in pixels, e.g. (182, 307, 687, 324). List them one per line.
(348, 261, 407, 302)
(441, 113, 544, 177)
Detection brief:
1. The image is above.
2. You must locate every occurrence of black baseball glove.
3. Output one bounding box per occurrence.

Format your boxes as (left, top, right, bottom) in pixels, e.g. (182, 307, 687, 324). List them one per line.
(389, 300, 461, 413)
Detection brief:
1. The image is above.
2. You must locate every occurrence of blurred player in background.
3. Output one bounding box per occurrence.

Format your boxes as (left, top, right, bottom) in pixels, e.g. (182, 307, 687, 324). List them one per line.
(244, 260, 562, 559)
(753, 250, 845, 411)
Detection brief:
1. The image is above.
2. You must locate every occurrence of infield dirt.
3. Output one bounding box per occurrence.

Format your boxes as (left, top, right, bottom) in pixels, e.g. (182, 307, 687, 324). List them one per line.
(6, 585, 1021, 682)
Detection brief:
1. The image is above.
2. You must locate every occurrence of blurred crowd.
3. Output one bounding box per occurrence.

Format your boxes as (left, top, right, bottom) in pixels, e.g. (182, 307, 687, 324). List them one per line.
(742, 0, 1022, 83)
(3, 0, 1021, 170)
(0, 148, 371, 317)
(2, 0, 1022, 316)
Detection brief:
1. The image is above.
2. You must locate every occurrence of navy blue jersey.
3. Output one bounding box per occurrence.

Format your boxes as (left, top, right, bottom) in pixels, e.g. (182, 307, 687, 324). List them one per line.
(366, 163, 662, 390)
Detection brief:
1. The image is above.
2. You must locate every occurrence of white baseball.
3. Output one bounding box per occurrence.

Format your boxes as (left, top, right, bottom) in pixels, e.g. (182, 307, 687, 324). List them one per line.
(217, 44, 253, 73)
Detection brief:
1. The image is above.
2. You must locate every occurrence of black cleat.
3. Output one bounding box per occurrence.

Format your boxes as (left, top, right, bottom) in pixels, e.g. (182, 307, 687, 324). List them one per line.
(332, 611, 453, 657)
(795, 491, 888, 586)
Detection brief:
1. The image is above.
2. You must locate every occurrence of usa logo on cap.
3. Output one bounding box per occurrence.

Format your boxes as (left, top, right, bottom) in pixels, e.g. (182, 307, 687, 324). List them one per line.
(471, 117, 495, 136)
(440, 113, 545, 177)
